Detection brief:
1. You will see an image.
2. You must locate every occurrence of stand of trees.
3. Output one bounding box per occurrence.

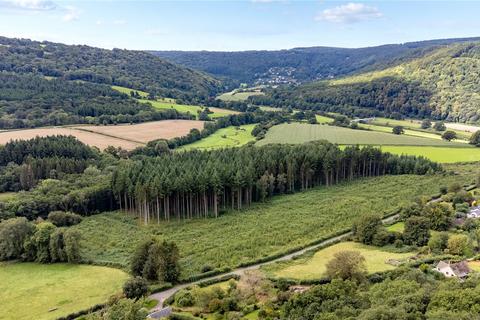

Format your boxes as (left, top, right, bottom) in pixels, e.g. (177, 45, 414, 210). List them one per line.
(0, 217, 80, 263)
(112, 142, 442, 222)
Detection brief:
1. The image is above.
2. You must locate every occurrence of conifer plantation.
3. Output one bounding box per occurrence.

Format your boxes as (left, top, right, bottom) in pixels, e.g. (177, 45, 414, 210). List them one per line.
(112, 142, 441, 222)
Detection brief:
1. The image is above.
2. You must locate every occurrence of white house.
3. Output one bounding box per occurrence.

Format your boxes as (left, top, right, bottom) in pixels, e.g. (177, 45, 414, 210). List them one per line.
(434, 260, 471, 278)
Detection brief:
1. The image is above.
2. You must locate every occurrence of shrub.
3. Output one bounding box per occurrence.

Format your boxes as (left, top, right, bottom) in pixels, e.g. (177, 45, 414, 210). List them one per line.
(433, 121, 446, 131)
(175, 290, 195, 307)
(47, 211, 82, 227)
(441, 130, 457, 141)
(123, 277, 148, 300)
(470, 130, 480, 147)
(392, 126, 404, 135)
(201, 264, 214, 273)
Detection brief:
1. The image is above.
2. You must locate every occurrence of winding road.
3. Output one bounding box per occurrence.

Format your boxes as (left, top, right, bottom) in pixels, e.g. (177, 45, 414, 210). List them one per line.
(148, 213, 400, 314)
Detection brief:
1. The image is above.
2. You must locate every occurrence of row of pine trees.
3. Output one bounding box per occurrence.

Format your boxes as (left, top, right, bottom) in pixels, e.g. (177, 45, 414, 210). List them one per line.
(112, 142, 441, 223)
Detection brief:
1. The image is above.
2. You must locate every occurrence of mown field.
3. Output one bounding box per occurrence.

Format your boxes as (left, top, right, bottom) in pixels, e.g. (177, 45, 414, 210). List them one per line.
(179, 124, 256, 151)
(256, 123, 466, 147)
(378, 146, 480, 163)
(73, 169, 472, 278)
(0, 262, 128, 320)
(265, 242, 414, 280)
(111, 85, 148, 98)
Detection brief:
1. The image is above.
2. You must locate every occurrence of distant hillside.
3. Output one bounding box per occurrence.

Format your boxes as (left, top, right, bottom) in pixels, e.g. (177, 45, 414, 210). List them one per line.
(254, 42, 480, 123)
(0, 36, 221, 102)
(151, 37, 480, 86)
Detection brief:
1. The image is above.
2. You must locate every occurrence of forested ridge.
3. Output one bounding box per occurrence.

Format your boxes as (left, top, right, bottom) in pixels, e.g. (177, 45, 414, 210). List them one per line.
(255, 42, 480, 123)
(112, 142, 441, 222)
(152, 37, 480, 85)
(0, 36, 221, 102)
(0, 73, 195, 128)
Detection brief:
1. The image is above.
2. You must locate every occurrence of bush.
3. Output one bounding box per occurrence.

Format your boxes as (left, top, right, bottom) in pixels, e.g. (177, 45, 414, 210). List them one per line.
(434, 121, 446, 131)
(392, 126, 404, 135)
(470, 130, 480, 147)
(0, 217, 34, 260)
(123, 277, 148, 300)
(201, 264, 214, 273)
(47, 211, 82, 227)
(175, 290, 195, 307)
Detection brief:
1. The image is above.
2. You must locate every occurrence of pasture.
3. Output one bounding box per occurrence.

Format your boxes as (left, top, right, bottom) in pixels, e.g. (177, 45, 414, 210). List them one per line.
(180, 124, 256, 150)
(256, 123, 466, 146)
(0, 262, 128, 320)
(378, 146, 480, 163)
(111, 85, 148, 98)
(73, 170, 471, 278)
(144, 99, 237, 119)
(217, 90, 264, 102)
(267, 242, 414, 280)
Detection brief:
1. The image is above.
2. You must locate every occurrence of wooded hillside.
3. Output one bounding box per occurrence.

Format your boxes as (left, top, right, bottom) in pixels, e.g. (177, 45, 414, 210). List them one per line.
(0, 36, 221, 102)
(254, 42, 480, 123)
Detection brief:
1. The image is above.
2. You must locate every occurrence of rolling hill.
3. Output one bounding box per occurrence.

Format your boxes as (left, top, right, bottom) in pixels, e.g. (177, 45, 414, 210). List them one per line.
(255, 41, 480, 123)
(0, 36, 221, 102)
(151, 37, 480, 86)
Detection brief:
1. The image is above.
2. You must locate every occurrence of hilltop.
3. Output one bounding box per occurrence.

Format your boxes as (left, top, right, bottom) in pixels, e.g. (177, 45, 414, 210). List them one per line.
(152, 37, 480, 86)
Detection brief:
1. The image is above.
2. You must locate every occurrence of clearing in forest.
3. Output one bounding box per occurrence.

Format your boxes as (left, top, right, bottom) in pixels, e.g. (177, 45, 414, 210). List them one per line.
(217, 90, 264, 102)
(179, 124, 256, 150)
(266, 242, 414, 280)
(143, 99, 238, 119)
(0, 262, 128, 320)
(256, 123, 468, 147)
(73, 167, 471, 278)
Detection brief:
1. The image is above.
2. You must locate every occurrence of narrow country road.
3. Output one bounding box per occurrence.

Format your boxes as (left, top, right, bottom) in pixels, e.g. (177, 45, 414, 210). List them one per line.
(148, 213, 400, 312)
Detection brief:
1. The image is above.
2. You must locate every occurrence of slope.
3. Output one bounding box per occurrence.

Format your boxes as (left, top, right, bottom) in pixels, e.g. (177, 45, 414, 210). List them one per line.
(258, 42, 480, 123)
(151, 37, 480, 85)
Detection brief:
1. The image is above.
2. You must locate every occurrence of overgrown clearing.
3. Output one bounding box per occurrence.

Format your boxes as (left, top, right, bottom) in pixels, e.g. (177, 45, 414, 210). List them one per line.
(144, 99, 237, 119)
(386, 222, 405, 233)
(256, 123, 466, 146)
(73, 170, 470, 278)
(267, 242, 414, 280)
(378, 146, 480, 163)
(0, 120, 204, 150)
(0, 262, 128, 320)
(179, 124, 256, 150)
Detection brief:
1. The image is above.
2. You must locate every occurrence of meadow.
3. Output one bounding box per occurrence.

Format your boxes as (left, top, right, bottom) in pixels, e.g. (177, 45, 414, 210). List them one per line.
(266, 242, 414, 280)
(73, 170, 471, 278)
(111, 85, 149, 98)
(0, 262, 128, 320)
(179, 124, 256, 150)
(256, 123, 466, 147)
(143, 99, 237, 119)
(377, 146, 480, 163)
(217, 90, 264, 102)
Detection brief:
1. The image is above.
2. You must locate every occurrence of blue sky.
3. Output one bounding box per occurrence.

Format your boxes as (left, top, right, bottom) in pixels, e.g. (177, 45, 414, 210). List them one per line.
(1, 0, 480, 51)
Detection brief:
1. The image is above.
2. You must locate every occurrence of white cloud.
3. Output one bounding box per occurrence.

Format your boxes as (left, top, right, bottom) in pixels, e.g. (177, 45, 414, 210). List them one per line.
(113, 19, 127, 26)
(0, 0, 56, 10)
(316, 2, 382, 24)
(62, 5, 80, 22)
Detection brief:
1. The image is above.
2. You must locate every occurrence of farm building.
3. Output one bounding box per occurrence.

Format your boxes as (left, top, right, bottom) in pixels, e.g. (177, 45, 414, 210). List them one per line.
(467, 206, 480, 218)
(434, 260, 471, 278)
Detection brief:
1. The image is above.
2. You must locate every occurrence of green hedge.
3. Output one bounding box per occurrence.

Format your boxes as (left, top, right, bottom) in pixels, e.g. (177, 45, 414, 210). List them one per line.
(56, 303, 105, 320)
(197, 274, 240, 288)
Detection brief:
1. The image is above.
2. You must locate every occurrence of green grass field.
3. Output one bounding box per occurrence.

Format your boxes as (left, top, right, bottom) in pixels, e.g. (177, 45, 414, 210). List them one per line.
(217, 90, 264, 102)
(142, 99, 234, 119)
(386, 222, 405, 233)
(378, 146, 480, 163)
(0, 192, 17, 201)
(73, 170, 471, 278)
(111, 85, 149, 98)
(316, 115, 334, 124)
(268, 242, 414, 280)
(0, 262, 128, 320)
(256, 123, 467, 147)
(179, 124, 256, 151)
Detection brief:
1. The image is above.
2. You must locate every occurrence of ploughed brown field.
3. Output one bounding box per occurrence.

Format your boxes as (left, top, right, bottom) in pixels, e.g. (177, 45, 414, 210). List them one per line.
(0, 120, 204, 150)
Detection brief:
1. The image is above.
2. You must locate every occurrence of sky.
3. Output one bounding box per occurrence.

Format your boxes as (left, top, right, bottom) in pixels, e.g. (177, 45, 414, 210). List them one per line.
(1, 0, 480, 51)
